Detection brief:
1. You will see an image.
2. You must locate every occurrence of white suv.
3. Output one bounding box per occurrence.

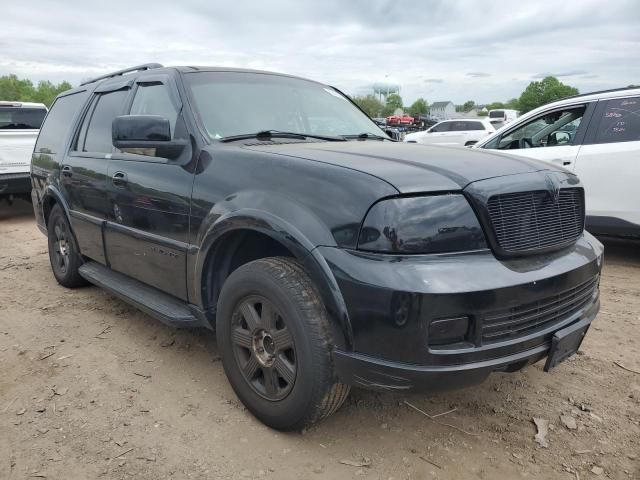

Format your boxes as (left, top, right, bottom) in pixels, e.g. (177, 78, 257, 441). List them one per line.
(475, 87, 640, 239)
(404, 118, 495, 146)
(0, 101, 48, 202)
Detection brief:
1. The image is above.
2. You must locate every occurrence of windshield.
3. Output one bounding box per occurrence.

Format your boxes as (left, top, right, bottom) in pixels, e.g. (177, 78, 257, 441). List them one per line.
(489, 110, 504, 118)
(185, 72, 385, 140)
(0, 107, 47, 129)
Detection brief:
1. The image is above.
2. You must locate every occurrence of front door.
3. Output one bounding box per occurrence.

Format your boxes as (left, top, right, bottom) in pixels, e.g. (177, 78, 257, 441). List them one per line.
(61, 87, 130, 264)
(481, 103, 595, 170)
(104, 77, 193, 300)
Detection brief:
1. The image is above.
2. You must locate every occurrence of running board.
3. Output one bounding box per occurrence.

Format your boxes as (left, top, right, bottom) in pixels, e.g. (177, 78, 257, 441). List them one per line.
(78, 261, 203, 328)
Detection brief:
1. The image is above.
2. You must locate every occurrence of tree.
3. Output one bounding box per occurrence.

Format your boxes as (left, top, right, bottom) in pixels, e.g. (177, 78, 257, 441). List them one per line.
(463, 100, 475, 112)
(408, 98, 429, 118)
(485, 101, 505, 111)
(382, 93, 403, 117)
(352, 94, 384, 118)
(505, 98, 519, 110)
(0, 74, 73, 107)
(517, 76, 579, 114)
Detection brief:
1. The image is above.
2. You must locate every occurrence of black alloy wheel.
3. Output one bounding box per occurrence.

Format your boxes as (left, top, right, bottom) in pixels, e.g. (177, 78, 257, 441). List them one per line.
(231, 295, 297, 401)
(47, 204, 87, 288)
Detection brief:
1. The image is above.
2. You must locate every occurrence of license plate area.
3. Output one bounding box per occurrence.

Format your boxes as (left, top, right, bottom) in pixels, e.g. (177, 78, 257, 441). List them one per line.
(544, 318, 591, 371)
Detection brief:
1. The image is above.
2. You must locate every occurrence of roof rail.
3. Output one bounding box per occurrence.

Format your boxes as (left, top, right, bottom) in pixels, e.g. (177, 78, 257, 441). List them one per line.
(80, 63, 164, 86)
(562, 85, 639, 101)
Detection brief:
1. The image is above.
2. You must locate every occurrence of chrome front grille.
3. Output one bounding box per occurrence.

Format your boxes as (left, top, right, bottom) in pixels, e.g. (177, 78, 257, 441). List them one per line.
(487, 188, 584, 253)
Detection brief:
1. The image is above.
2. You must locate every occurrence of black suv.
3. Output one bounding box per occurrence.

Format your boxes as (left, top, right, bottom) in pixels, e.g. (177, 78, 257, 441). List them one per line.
(31, 64, 603, 430)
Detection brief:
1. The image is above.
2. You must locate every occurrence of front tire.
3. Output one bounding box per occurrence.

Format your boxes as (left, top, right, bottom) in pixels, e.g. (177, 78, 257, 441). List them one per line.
(216, 257, 349, 430)
(47, 204, 87, 288)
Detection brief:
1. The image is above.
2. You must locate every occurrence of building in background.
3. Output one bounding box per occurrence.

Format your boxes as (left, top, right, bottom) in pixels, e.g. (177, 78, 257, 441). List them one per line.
(429, 101, 455, 120)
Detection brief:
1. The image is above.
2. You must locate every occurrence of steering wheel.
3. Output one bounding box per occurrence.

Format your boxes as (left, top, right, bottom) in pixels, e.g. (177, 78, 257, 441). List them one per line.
(518, 138, 533, 149)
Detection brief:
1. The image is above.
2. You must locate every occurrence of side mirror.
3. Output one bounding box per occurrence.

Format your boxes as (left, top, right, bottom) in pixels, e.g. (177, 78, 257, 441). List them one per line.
(548, 131, 571, 146)
(112, 115, 186, 159)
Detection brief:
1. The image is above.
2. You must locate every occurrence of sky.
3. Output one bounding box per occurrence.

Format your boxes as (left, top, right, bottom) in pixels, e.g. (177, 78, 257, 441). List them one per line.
(1, 0, 638, 105)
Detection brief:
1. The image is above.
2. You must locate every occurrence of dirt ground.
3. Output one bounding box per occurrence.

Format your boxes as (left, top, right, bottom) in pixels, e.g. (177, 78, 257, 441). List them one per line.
(0, 199, 638, 480)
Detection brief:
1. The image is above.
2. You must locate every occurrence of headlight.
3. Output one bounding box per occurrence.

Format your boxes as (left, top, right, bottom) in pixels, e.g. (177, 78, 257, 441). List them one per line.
(357, 194, 487, 254)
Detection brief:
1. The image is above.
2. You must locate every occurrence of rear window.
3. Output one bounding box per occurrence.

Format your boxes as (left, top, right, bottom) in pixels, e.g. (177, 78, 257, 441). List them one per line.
(489, 110, 504, 118)
(593, 96, 640, 144)
(0, 107, 47, 130)
(35, 92, 88, 154)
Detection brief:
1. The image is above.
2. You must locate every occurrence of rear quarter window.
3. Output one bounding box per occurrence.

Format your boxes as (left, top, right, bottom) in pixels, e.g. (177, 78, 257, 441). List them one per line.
(593, 96, 640, 144)
(35, 91, 88, 154)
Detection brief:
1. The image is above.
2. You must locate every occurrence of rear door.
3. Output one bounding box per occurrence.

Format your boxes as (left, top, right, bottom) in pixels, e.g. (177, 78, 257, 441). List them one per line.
(104, 75, 193, 300)
(431, 120, 475, 146)
(61, 85, 131, 263)
(574, 95, 640, 228)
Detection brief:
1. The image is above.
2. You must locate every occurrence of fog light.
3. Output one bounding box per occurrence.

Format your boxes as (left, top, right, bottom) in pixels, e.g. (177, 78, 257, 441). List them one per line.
(428, 316, 469, 346)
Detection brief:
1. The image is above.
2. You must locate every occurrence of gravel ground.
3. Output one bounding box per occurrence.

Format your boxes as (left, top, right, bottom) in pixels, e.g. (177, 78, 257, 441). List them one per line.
(1, 199, 638, 479)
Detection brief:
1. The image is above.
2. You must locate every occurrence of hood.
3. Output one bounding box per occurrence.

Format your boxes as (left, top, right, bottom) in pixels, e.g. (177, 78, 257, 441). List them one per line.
(243, 141, 563, 193)
(0, 131, 38, 170)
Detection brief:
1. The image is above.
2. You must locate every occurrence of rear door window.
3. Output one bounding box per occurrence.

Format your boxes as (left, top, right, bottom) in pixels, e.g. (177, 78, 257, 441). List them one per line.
(465, 121, 485, 131)
(82, 90, 129, 153)
(593, 96, 640, 144)
(449, 121, 469, 131)
(34, 92, 88, 154)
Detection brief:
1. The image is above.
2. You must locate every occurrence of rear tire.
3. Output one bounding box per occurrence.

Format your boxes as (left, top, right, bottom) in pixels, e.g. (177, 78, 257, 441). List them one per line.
(216, 257, 349, 430)
(47, 204, 87, 288)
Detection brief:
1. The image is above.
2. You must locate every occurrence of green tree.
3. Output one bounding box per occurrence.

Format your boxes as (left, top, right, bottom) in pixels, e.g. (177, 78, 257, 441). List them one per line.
(408, 98, 429, 118)
(517, 76, 579, 114)
(0, 74, 72, 107)
(0, 74, 35, 102)
(463, 100, 475, 112)
(485, 101, 505, 111)
(505, 98, 519, 110)
(382, 93, 403, 117)
(352, 94, 384, 118)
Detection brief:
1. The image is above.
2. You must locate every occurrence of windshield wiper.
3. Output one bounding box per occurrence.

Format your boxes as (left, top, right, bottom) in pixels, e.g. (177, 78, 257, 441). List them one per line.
(220, 130, 346, 143)
(342, 133, 394, 141)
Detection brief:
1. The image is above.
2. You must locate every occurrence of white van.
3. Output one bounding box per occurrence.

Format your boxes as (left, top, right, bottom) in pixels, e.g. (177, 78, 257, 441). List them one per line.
(475, 87, 640, 239)
(0, 101, 48, 202)
(488, 109, 518, 125)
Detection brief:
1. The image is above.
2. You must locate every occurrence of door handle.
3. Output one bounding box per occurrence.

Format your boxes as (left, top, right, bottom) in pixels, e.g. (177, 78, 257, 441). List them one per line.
(563, 161, 572, 166)
(61, 165, 73, 177)
(112, 171, 128, 187)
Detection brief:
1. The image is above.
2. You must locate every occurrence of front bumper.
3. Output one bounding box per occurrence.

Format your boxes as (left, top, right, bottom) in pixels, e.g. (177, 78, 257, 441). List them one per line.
(318, 233, 603, 392)
(0, 172, 31, 196)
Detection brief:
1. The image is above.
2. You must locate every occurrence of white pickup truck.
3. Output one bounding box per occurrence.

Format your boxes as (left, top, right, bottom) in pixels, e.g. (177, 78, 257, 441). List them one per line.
(0, 101, 48, 202)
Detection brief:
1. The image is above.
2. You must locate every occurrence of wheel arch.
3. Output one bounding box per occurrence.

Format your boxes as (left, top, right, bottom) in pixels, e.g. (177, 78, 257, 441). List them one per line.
(194, 210, 353, 350)
(41, 185, 72, 228)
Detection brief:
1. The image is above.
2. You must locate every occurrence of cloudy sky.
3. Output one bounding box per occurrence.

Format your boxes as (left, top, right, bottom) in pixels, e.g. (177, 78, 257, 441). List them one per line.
(1, 0, 638, 104)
